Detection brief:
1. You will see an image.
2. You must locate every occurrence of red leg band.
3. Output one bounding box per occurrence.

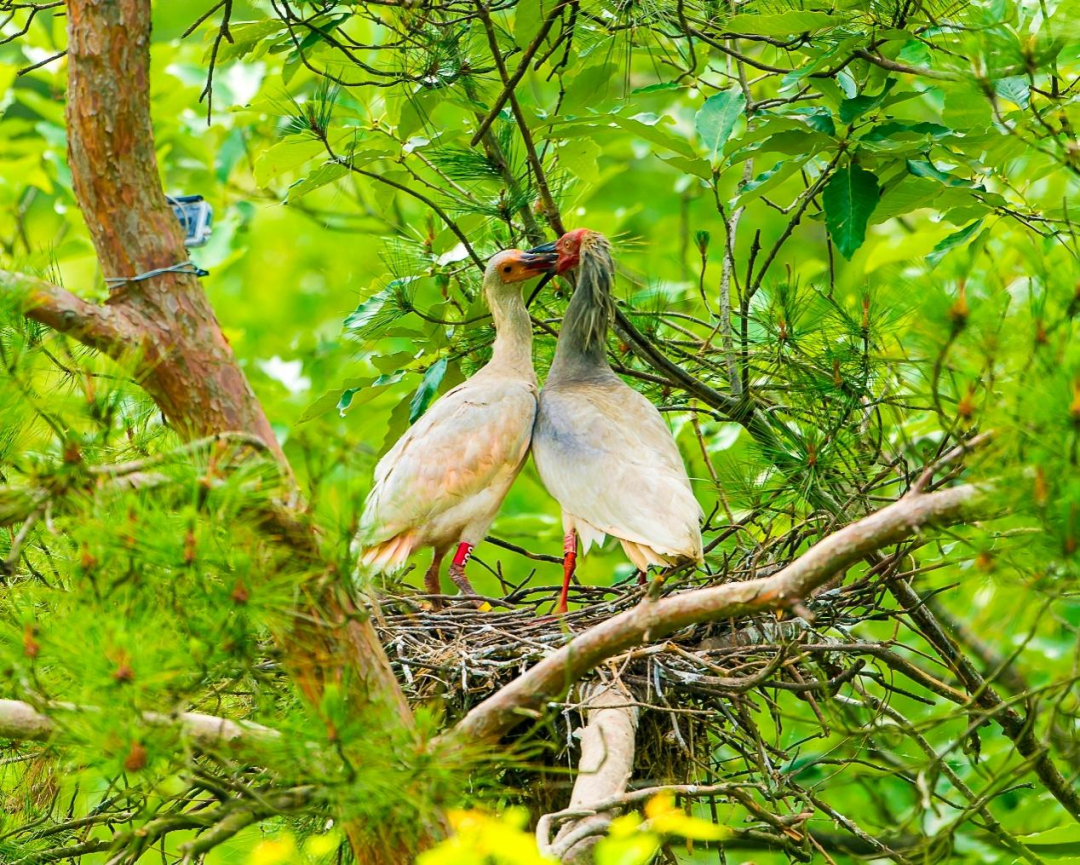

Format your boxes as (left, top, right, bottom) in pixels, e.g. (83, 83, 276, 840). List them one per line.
(452, 542, 474, 568)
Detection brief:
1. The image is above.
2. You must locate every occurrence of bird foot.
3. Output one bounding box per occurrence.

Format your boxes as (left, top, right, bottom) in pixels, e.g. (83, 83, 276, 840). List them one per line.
(448, 562, 491, 611)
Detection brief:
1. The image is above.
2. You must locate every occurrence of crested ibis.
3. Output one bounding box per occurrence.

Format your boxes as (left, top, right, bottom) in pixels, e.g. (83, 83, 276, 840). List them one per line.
(357, 248, 557, 607)
(529, 229, 704, 613)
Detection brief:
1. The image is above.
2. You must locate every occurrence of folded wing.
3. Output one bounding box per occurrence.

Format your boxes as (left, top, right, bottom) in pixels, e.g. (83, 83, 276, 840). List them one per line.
(533, 381, 703, 562)
(361, 379, 537, 550)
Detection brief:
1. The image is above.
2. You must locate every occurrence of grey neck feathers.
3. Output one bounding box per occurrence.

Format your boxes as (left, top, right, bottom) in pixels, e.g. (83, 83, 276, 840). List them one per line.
(483, 281, 535, 380)
(548, 245, 617, 384)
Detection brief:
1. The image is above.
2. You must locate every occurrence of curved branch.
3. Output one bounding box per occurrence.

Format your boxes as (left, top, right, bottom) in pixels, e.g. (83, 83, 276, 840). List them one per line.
(446, 483, 987, 744)
(0, 270, 137, 353)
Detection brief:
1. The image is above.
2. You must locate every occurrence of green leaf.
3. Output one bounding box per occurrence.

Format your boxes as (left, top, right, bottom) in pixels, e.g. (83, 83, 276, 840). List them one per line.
(995, 76, 1030, 109)
(545, 115, 696, 158)
(941, 81, 993, 131)
(871, 176, 941, 224)
(927, 220, 984, 266)
(409, 358, 448, 423)
(299, 372, 407, 422)
(823, 163, 880, 259)
(344, 292, 388, 333)
(1020, 825, 1080, 858)
(285, 161, 348, 202)
(630, 81, 682, 95)
(695, 88, 746, 165)
(253, 139, 325, 187)
(559, 138, 602, 184)
(515, 0, 544, 49)
(734, 160, 804, 208)
(789, 106, 836, 136)
(726, 11, 842, 36)
(210, 20, 285, 63)
(378, 392, 414, 459)
(658, 154, 712, 180)
(861, 121, 951, 142)
(562, 63, 620, 115)
(906, 159, 977, 188)
(839, 80, 895, 125)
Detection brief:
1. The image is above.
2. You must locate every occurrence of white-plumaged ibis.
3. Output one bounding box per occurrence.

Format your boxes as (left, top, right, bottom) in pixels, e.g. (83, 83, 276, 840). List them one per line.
(357, 248, 557, 607)
(528, 230, 704, 613)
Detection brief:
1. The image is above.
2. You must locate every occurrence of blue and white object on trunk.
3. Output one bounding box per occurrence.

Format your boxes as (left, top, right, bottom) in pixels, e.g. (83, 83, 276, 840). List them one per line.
(168, 195, 213, 248)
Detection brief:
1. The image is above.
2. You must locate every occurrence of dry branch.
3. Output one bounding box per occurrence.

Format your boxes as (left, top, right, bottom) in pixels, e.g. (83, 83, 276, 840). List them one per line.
(0, 698, 277, 749)
(447, 482, 986, 744)
(544, 681, 639, 863)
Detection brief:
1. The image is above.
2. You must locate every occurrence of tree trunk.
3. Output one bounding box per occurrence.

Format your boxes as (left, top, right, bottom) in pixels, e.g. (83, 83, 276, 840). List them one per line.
(61, 2, 427, 859)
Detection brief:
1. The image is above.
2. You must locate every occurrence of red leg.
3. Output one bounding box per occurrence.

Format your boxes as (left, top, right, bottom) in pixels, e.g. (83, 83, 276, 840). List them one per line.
(448, 542, 489, 609)
(558, 532, 577, 614)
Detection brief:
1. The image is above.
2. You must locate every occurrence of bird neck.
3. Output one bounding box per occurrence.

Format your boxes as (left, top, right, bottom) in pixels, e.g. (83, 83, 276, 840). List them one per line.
(484, 283, 535, 380)
(548, 253, 615, 384)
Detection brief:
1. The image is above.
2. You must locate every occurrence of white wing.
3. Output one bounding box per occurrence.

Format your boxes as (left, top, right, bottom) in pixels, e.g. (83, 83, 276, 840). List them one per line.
(533, 381, 703, 560)
(361, 378, 537, 546)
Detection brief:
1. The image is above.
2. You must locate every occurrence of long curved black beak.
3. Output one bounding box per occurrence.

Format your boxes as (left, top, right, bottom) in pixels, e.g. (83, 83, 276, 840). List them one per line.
(519, 250, 557, 272)
(526, 240, 557, 254)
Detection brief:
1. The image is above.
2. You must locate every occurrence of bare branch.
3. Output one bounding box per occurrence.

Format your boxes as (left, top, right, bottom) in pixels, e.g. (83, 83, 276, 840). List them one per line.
(542, 681, 639, 863)
(447, 483, 987, 744)
(0, 698, 278, 748)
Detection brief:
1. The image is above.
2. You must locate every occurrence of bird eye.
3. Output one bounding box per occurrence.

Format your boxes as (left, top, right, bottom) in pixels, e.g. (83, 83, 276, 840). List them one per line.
(502, 265, 512, 273)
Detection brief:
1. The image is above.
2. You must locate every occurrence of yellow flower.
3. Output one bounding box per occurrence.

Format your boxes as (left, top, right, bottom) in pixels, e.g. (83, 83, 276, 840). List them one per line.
(644, 792, 731, 841)
(248, 837, 298, 865)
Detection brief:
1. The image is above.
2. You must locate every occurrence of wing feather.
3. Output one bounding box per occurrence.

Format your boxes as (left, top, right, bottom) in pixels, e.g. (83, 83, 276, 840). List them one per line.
(361, 379, 537, 546)
(534, 382, 703, 561)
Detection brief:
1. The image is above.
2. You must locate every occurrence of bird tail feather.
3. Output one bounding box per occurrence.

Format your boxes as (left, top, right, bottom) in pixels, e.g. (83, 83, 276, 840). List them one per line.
(360, 531, 416, 573)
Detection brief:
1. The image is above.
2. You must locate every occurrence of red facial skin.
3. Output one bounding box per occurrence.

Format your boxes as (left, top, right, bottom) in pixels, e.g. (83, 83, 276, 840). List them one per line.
(555, 228, 590, 274)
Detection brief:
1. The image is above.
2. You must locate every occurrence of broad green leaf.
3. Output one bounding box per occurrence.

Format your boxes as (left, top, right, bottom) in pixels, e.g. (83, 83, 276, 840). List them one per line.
(561, 63, 620, 115)
(378, 392, 414, 459)
(211, 20, 285, 63)
(253, 139, 325, 187)
(695, 88, 746, 165)
(515, 0, 541, 49)
(545, 116, 696, 158)
(658, 154, 712, 180)
(789, 106, 836, 136)
(299, 372, 406, 422)
(613, 114, 696, 157)
(1020, 825, 1080, 858)
(734, 160, 804, 208)
(726, 11, 842, 36)
(941, 81, 993, 130)
(927, 220, 984, 266)
(906, 159, 977, 188)
(871, 176, 941, 223)
(995, 76, 1030, 108)
(285, 161, 348, 202)
(559, 138, 602, 184)
(823, 163, 880, 259)
(344, 291, 389, 333)
(630, 81, 683, 95)
(409, 357, 448, 423)
(861, 121, 951, 142)
(839, 80, 895, 125)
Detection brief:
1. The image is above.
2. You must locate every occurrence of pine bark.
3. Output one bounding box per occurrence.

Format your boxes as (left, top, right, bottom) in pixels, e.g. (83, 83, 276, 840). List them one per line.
(62, 2, 424, 860)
